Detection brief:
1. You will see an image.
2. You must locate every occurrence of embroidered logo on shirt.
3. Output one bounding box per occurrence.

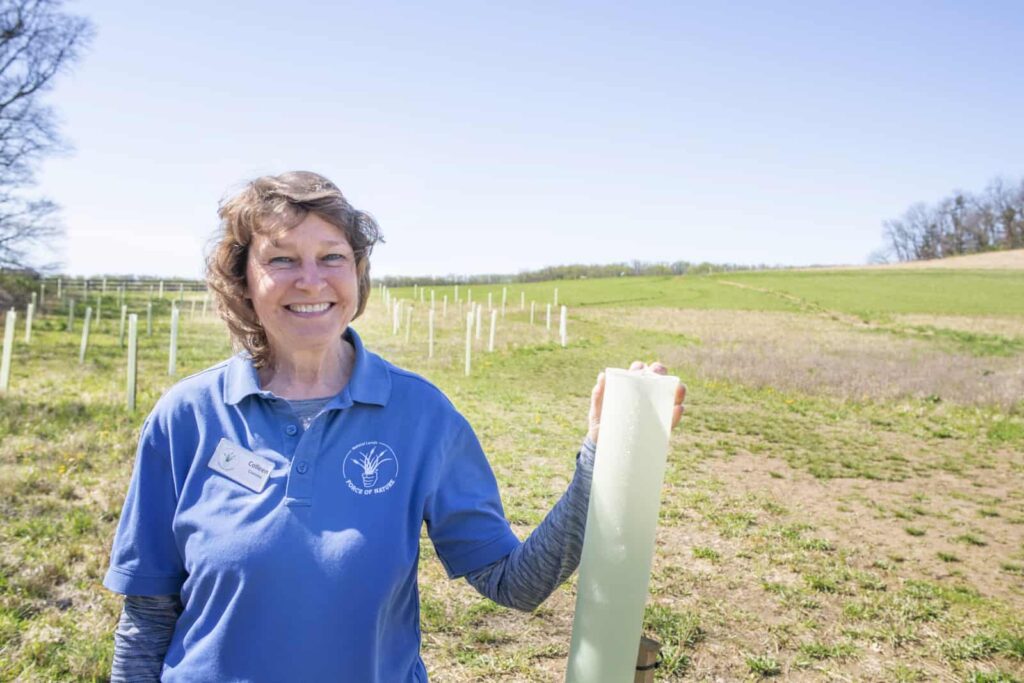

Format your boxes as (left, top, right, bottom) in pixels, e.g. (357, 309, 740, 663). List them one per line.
(342, 441, 399, 495)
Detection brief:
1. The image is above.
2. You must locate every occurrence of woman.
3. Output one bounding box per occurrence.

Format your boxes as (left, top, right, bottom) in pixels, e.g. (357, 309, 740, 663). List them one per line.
(104, 171, 685, 682)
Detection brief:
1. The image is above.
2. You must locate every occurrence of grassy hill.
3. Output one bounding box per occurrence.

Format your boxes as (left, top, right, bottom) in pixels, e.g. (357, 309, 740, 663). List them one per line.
(1, 268, 1022, 681)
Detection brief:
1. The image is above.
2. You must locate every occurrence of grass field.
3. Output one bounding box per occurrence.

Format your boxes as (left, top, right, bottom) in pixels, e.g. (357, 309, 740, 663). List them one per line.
(1, 270, 1023, 681)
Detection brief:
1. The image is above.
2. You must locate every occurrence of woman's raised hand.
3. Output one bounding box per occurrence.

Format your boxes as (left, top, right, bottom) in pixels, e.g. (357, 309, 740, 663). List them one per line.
(586, 361, 687, 445)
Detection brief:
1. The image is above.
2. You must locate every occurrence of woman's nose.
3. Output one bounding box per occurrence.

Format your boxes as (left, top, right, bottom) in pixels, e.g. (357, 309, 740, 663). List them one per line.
(295, 261, 325, 289)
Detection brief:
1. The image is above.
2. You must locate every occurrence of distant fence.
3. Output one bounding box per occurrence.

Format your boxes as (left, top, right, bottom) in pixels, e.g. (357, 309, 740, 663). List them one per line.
(41, 277, 208, 294)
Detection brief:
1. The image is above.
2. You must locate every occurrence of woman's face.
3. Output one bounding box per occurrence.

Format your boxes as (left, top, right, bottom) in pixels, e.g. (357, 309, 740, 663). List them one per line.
(245, 212, 360, 358)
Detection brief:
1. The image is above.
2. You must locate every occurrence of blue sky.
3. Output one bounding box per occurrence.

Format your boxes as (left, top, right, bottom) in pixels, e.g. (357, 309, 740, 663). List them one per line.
(35, 1, 1024, 278)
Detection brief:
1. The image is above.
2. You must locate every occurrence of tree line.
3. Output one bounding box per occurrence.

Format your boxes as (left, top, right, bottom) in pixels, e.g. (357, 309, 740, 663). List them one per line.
(377, 260, 777, 288)
(882, 177, 1024, 262)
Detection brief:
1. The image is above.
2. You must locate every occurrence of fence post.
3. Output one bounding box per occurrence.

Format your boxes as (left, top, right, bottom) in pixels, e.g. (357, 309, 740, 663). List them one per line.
(146, 302, 153, 336)
(560, 305, 568, 347)
(488, 309, 497, 352)
(119, 305, 128, 347)
(79, 307, 93, 364)
(464, 310, 473, 376)
(0, 309, 15, 392)
(67, 299, 75, 332)
(24, 303, 34, 344)
(428, 309, 435, 358)
(127, 314, 139, 412)
(168, 305, 180, 376)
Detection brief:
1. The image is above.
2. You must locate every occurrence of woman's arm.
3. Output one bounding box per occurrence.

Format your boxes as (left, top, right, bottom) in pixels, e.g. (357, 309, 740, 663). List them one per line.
(465, 362, 685, 611)
(110, 594, 182, 683)
(464, 438, 595, 611)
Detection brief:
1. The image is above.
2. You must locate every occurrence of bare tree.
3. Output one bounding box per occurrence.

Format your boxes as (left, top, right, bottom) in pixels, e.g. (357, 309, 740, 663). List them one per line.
(881, 177, 1024, 261)
(0, 0, 91, 271)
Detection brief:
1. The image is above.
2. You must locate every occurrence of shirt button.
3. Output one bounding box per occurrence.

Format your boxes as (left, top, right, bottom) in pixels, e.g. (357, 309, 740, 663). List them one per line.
(296, 461, 309, 474)
(285, 424, 298, 436)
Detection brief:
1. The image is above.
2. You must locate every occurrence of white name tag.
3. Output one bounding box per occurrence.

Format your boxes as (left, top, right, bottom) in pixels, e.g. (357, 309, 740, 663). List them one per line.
(208, 438, 273, 493)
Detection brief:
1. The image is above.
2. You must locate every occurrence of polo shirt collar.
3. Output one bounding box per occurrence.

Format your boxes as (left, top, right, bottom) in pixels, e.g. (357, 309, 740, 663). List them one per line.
(223, 326, 390, 407)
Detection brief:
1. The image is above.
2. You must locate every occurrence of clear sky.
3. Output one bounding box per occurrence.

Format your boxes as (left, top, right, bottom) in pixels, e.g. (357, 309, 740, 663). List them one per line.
(34, 0, 1024, 278)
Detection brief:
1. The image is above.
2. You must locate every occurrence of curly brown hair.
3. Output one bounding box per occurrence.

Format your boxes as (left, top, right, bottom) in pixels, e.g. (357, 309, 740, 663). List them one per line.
(206, 171, 382, 368)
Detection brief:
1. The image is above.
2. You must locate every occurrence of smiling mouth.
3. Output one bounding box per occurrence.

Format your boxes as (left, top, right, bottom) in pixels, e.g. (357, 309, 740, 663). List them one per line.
(286, 303, 334, 314)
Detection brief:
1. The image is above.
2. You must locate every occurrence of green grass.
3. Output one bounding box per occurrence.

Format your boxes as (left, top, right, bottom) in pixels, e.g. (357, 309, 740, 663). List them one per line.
(717, 270, 1024, 317)
(745, 653, 782, 677)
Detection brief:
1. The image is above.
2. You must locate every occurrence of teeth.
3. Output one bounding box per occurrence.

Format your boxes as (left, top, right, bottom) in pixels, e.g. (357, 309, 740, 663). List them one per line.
(289, 303, 331, 313)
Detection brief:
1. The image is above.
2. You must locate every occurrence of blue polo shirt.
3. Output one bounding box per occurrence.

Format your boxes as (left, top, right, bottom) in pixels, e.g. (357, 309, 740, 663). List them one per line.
(104, 327, 520, 682)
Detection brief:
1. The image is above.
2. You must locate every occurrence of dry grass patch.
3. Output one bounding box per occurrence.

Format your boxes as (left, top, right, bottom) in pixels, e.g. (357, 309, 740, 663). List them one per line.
(580, 307, 1024, 410)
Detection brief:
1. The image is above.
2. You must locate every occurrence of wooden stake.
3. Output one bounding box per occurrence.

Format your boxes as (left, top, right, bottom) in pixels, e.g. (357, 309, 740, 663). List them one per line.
(634, 637, 662, 683)
(67, 299, 75, 332)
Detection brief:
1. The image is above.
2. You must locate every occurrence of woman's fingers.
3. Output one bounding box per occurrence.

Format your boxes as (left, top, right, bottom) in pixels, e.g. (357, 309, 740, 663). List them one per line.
(587, 371, 606, 443)
(621, 362, 688, 431)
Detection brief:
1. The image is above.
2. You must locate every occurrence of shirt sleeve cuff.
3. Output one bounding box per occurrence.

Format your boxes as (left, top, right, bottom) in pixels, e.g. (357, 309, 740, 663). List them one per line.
(577, 437, 597, 469)
(103, 567, 185, 596)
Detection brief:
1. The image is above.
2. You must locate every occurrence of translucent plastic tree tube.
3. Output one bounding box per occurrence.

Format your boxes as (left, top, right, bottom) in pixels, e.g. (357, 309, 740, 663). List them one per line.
(566, 368, 679, 683)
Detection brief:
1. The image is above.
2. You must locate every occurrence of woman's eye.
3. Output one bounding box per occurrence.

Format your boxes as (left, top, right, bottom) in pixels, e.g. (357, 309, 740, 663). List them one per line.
(268, 256, 293, 265)
(323, 253, 347, 263)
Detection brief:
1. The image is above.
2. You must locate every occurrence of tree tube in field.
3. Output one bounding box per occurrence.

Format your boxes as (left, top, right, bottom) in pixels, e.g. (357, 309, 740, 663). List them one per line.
(566, 368, 679, 683)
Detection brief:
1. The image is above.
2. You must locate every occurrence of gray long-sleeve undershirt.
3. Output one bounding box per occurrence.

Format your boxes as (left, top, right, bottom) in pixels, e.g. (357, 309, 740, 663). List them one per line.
(110, 416, 596, 681)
